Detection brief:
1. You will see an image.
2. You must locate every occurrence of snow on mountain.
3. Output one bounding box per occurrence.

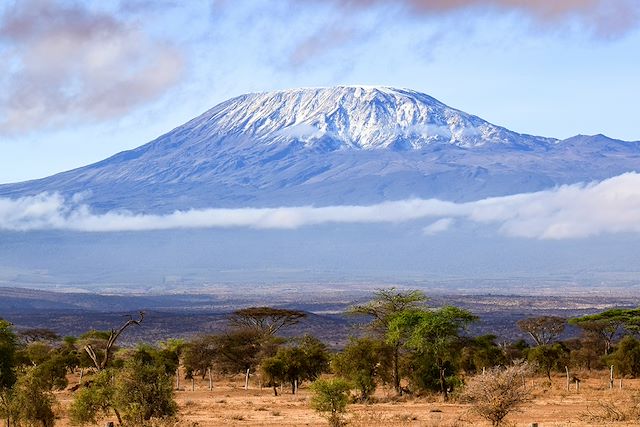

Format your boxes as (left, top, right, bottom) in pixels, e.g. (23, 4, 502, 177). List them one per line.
(1, 86, 639, 212)
(185, 86, 554, 150)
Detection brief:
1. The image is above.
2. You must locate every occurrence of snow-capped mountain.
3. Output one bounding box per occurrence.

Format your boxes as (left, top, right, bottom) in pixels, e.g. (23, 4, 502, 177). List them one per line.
(1, 86, 639, 211)
(183, 86, 555, 150)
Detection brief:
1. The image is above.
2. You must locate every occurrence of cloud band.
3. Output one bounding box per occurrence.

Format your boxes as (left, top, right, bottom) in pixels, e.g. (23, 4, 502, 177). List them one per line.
(2, 173, 640, 239)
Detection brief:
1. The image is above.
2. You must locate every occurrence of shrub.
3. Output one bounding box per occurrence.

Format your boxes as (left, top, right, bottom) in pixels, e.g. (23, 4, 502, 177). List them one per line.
(9, 368, 56, 427)
(606, 335, 640, 377)
(463, 363, 531, 427)
(71, 358, 177, 426)
(333, 338, 391, 401)
(310, 378, 351, 427)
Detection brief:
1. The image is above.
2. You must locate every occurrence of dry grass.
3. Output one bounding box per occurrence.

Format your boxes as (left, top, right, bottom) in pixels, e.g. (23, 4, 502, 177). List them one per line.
(579, 395, 640, 424)
(53, 370, 640, 426)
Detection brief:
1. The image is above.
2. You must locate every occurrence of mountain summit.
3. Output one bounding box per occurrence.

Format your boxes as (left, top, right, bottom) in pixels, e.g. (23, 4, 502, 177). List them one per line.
(186, 86, 554, 150)
(1, 86, 639, 211)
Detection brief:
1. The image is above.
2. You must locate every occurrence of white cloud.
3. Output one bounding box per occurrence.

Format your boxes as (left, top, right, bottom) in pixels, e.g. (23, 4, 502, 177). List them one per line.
(0, 0, 184, 134)
(311, 0, 640, 39)
(2, 173, 640, 239)
(423, 218, 454, 235)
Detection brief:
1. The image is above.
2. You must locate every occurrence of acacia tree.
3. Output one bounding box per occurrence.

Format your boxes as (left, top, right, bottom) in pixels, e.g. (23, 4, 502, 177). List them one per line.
(569, 308, 640, 355)
(261, 356, 287, 396)
(333, 338, 392, 401)
(182, 335, 218, 380)
(459, 335, 507, 374)
(387, 306, 477, 400)
(229, 307, 306, 336)
(215, 328, 278, 374)
(261, 335, 329, 395)
(348, 288, 427, 394)
(527, 343, 568, 381)
(567, 332, 605, 370)
(18, 328, 60, 345)
(516, 316, 565, 346)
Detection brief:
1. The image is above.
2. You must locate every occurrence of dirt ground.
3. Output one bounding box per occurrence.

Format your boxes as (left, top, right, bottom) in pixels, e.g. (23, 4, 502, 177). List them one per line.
(54, 371, 640, 426)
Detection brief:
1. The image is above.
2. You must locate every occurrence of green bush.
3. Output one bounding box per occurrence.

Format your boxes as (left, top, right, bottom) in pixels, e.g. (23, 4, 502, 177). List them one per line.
(9, 368, 56, 427)
(310, 378, 351, 427)
(71, 356, 177, 426)
(607, 335, 640, 377)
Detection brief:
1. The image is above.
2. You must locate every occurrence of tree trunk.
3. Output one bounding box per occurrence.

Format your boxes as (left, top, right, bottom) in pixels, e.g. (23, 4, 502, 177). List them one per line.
(439, 367, 448, 401)
(393, 345, 401, 395)
(273, 385, 278, 396)
(113, 408, 123, 426)
(291, 380, 296, 395)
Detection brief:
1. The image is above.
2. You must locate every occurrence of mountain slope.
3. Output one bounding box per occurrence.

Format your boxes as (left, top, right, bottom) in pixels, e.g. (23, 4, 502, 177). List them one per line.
(1, 86, 639, 211)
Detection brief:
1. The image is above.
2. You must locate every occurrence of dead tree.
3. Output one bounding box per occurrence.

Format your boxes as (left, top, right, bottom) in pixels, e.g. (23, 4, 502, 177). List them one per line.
(84, 312, 144, 371)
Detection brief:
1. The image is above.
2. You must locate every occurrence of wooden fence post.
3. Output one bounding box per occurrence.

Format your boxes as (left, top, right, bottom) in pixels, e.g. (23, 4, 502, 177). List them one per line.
(610, 365, 614, 389)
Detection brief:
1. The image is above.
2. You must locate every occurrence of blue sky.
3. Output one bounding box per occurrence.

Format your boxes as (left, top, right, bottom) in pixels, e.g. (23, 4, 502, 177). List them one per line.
(1, 0, 639, 184)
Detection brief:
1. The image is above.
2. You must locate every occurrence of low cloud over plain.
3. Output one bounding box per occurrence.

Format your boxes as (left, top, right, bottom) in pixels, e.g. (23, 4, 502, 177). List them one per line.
(2, 173, 640, 240)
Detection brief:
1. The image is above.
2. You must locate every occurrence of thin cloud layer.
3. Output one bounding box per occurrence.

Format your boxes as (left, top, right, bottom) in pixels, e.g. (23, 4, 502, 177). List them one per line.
(0, 0, 184, 134)
(316, 0, 640, 38)
(2, 173, 640, 239)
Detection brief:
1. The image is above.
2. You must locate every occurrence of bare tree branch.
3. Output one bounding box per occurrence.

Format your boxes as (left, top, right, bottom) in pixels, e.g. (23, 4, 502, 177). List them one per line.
(84, 311, 145, 371)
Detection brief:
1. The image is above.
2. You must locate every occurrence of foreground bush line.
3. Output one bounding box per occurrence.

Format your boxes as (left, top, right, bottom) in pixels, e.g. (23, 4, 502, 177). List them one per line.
(2, 288, 640, 426)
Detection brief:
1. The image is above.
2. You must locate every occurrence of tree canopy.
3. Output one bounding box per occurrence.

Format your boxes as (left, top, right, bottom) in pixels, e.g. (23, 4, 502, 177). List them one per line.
(569, 308, 640, 355)
(517, 316, 565, 346)
(347, 287, 428, 394)
(229, 307, 306, 336)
